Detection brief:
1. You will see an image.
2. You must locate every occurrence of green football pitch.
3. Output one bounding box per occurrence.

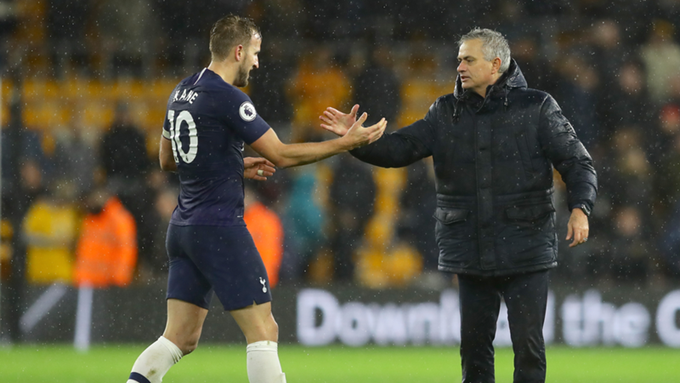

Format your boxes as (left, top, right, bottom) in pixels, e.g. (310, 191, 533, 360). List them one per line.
(1, 344, 678, 382)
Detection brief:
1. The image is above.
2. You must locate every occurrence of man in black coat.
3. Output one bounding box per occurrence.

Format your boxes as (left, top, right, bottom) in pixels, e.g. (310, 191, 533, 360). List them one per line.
(321, 28, 597, 383)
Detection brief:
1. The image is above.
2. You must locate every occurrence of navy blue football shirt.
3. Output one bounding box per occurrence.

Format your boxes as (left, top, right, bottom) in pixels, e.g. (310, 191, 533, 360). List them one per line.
(162, 68, 270, 227)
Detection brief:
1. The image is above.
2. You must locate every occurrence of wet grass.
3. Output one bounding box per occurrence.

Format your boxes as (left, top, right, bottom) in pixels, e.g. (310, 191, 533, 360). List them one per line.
(0, 343, 678, 382)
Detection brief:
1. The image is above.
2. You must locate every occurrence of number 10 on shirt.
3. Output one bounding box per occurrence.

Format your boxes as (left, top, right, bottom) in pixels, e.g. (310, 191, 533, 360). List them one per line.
(167, 109, 198, 164)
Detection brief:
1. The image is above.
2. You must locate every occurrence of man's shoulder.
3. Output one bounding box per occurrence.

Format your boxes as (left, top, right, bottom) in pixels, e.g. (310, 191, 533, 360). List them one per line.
(512, 87, 551, 101)
(430, 93, 456, 112)
(435, 93, 456, 104)
(510, 87, 555, 109)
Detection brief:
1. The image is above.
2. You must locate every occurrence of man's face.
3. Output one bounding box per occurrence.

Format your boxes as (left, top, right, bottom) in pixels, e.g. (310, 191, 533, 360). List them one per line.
(234, 34, 261, 88)
(457, 38, 497, 96)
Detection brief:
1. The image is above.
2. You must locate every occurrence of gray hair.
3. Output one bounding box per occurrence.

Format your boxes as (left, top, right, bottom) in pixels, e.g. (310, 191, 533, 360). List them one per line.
(458, 28, 511, 73)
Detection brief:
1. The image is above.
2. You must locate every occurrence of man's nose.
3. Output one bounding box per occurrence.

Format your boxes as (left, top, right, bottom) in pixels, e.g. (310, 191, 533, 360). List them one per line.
(457, 61, 465, 72)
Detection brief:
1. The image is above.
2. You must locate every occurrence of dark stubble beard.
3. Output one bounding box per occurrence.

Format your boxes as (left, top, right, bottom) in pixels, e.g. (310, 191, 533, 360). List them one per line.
(234, 63, 250, 87)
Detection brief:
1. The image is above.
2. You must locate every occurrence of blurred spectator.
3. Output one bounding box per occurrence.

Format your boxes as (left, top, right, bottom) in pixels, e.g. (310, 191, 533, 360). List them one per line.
(22, 180, 79, 284)
(0, 219, 12, 280)
(395, 50, 450, 127)
(1, 123, 49, 208)
(244, 184, 284, 287)
(649, 104, 680, 170)
(392, 1, 454, 41)
(249, 37, 294, 125)
(554, 53, 601, 148)
(302, 0, 371, 40)
(254, 0, 305, 40)
(655, 127, 680, 215)
(137, 168, 177, 282)
(397, 159, 438, 271)
(46, 0, 91, 77)
(287, 46, 351, 141)
(100, 103, 150, 182)
(74, 187, 137, 287)
(590, 19, 630, 89)
(352, 44, 402, 125)
(523, 0, 567, 16)
(509, 33, 557, 94)
(141, 187, 176, 282)
(93, 0, 160, 77)
(152, 0, 203, 74)
(281, 166, 325, 280)
(659, 199, 680, 278)
(639, 19, 680, 105)
(100, 103, 154, 264)
(355, 236, 423, 288)
(601, 127, 653, 209)
(0, 146, 46, 341)
(667, 74, 680, 106)
(328, 153, 376, 281)
(53, 111, 99, 197)
(605, 205, 653, 283)
(3, 159, 46, 223)
(597, 59, 650, 141)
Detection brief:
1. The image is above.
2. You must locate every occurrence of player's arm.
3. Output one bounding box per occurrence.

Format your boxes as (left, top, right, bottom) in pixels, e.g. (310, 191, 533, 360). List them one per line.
(159, 136, 177, 172)
(249, 113, 386, 168)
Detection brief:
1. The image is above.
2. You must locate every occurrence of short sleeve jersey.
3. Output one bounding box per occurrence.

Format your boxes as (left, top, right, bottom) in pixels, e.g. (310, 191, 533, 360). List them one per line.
(162, 68, 270, 227)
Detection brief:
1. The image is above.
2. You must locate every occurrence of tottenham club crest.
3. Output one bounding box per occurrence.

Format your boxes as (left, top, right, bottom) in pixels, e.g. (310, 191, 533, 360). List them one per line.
(239, 101, 257, 122)
(259, 277, 268, 293)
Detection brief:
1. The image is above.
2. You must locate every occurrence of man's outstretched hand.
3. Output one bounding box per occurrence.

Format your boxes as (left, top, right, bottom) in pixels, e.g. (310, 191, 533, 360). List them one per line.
(244, 157, 276, 180)
(341, 109, 386, 150)
(320, 104, 360, 137)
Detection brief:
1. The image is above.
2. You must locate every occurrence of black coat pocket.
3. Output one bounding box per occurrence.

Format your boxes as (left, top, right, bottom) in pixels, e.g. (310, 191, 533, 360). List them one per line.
(434, 207, 475, 269)
(433, 207, 469, 224)
(497, 201, 557, 266)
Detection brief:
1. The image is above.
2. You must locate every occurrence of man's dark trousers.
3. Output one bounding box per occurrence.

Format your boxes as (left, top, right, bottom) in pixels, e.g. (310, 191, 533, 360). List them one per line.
(458, 270, 549, 383)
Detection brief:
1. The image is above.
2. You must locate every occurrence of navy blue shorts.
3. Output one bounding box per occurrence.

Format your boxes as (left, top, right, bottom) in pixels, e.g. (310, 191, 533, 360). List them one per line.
(165, 224, 272, 311)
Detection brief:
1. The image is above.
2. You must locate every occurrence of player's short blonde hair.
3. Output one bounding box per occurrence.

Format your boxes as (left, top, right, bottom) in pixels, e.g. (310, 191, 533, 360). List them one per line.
(209, 15, 261, 61)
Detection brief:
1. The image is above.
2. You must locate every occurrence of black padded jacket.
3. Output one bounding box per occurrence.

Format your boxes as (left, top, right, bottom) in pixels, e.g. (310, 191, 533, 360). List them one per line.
(350, 60, 597, 276)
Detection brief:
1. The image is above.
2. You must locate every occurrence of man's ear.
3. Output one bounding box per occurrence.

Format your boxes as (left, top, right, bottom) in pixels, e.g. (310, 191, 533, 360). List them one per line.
(234, 44, 244, 62)
(492, 57, 502, 74)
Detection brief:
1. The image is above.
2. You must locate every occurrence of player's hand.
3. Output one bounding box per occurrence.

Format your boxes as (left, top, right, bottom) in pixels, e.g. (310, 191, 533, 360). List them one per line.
(566, 208, 589, 247)
(342, 112, 387, 150)
(244, 157, 276, 181)
(320, 104, 359, 136)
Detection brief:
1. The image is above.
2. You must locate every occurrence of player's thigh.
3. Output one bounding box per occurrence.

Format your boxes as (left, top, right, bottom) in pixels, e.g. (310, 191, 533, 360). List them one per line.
(230, 301, 278, 344)
(166, 224, 215, 310)
(163, 298, 209, 352)
(188, 225, 272, 311)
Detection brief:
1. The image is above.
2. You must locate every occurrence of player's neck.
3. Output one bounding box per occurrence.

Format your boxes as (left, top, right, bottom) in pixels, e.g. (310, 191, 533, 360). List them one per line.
(207, 60, 238, 86)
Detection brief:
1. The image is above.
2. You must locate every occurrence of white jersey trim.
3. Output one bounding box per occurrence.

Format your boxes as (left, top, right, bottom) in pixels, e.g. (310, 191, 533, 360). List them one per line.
(194, 68, 207, 85)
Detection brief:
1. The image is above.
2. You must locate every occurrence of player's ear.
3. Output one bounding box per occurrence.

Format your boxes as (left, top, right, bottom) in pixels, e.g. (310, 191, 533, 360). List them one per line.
(234, 44, 244, 62)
